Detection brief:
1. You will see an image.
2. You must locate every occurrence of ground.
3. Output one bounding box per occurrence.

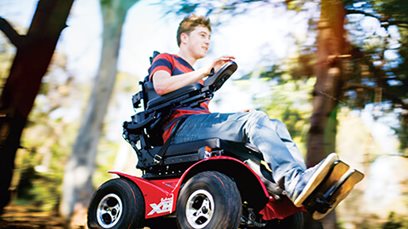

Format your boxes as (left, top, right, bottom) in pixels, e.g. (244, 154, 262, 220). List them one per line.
(0, 204, 68, 229)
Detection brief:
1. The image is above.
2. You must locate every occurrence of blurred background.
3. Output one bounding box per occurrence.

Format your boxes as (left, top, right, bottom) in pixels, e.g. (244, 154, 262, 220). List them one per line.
(0, 0, 407, 228)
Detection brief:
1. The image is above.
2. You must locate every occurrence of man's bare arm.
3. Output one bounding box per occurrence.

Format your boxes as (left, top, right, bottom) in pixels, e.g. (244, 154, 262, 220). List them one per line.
(152, 69, 208, 95)
(152, 56, 235, 95)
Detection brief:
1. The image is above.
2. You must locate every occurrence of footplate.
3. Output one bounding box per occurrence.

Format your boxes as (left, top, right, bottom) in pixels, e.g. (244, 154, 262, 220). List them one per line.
(303, 160, 364, 220)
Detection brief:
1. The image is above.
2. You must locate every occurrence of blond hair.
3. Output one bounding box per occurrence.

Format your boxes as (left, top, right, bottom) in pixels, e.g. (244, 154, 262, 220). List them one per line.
(176, 15, 211, 46)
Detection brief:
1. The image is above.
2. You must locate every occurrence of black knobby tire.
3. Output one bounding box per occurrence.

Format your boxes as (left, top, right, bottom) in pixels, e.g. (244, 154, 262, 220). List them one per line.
(176, 171, 242, 229)
(265, 212, 304, 229)
(87, 178, 145, 229)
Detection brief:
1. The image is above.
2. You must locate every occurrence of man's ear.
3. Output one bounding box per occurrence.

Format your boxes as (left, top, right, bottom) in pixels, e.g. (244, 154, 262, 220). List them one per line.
(180, 32, 189, 45)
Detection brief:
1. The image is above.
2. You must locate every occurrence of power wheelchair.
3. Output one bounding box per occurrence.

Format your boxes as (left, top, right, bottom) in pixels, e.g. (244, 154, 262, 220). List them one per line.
(87, 52, 304, 229)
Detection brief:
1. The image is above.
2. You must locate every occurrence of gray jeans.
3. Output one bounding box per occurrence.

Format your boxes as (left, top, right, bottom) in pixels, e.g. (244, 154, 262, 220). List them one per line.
(172, 111, 306, 189)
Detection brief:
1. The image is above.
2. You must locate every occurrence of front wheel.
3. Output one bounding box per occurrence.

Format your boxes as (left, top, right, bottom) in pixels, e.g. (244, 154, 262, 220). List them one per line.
(176, 171, 242, 229)
(87, 178, 145, 229)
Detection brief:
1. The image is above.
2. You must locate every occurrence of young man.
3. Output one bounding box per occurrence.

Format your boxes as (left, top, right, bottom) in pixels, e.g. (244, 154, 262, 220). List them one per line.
(149, 15, 354, 220)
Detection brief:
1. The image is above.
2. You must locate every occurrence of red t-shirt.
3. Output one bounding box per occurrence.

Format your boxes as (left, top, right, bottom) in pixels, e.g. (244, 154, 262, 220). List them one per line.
(149, 53, 210, 142)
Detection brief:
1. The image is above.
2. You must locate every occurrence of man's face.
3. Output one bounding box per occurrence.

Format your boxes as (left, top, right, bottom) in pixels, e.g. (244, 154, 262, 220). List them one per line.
(182, 25, 211, 59)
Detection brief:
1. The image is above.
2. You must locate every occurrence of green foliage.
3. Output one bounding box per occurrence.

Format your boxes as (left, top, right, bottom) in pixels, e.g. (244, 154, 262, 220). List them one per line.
(355, 212, 408, 229)
(100, 0, 109, 7)
(286, 53, 316, 80)
(383, 212, 403, 229)
(176, 1, 200, 14)
(342, 0, 408, 151)
(13, 130, 69, 211)
(9, 53, 77, 212)
(14, 164, 62, 211)
(160, 0, 311, 15)
(100, 0, 138, 8)
(257, 65, 285, 81)
(158, 0, 310, 26)
(394, 116, 408, 154)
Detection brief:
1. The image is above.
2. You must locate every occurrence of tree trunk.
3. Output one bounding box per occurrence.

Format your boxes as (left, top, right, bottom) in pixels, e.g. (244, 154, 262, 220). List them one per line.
(307, 0, 347, 167)
(306, 0, 348, 228)
(0, 0, 74, 214)
(59, 0, 138, 225)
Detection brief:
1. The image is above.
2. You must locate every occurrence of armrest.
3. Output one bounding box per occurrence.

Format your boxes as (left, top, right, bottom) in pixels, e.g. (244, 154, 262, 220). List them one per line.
(147, 83, 203, 109)
(144, 62, 237, 110)
(204, 61, 237, 92)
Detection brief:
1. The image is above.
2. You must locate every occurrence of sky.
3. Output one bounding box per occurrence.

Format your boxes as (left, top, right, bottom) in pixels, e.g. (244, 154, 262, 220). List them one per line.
(0, 0, 401, 154)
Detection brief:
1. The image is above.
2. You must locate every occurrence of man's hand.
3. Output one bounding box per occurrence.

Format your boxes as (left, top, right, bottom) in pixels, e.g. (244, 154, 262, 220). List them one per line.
(213, 56, 235, 72)
(200, 56, 235, 76)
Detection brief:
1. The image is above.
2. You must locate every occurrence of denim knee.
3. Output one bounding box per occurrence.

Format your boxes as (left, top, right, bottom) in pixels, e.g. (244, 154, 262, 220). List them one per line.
(246, 110, 269, 121)
(242, 110, 269, 135)
(270, 119, 294, 140)
(269, 119, 287, 132)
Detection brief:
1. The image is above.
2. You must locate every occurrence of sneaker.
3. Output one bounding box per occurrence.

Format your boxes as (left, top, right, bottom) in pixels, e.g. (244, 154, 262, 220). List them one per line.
(289, 153, 339, 207)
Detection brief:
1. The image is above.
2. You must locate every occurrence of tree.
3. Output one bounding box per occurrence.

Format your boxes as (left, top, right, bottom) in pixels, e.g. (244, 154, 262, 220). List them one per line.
(301, 2, 350, 227)
(306, 0, 349, 166)
(59, 0, 139, 224)
(0, 0, 74, 214)
(343, 0, 408, 154)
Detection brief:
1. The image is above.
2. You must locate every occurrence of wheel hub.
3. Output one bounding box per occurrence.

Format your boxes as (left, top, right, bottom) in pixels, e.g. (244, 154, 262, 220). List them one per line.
(185, 189, 214, 228)
(96, 193, 123, 228)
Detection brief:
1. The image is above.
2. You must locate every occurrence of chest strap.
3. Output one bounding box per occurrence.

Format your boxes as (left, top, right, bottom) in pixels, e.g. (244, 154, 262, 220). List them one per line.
(153, 116, 188, 165)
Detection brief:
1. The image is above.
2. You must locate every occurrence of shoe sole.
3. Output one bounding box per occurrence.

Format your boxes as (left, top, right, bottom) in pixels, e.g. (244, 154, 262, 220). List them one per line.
(293, 153, 338, 207)
(312, 169, 364, 220)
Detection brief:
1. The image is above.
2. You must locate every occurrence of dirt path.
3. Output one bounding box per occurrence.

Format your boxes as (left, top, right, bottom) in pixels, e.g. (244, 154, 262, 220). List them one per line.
(0, 204, 175, 229)
(0, 205, 68, 229)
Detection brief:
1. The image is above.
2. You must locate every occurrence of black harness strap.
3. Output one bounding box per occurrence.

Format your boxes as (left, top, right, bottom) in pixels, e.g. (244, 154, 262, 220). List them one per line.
(153, 116, 188, 165)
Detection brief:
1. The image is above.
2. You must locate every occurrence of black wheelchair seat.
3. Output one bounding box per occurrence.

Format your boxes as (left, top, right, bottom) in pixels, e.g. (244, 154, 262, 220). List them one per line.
(140, 137, 264, 178)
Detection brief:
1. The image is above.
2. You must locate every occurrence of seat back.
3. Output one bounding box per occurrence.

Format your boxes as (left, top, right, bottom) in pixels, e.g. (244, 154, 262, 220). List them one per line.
(142, 81, 160, 108)
(140, 80, 165, 146)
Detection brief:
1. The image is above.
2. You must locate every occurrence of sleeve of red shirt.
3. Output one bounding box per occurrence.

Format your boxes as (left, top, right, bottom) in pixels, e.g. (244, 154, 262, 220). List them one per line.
(149, 53, 173, 81)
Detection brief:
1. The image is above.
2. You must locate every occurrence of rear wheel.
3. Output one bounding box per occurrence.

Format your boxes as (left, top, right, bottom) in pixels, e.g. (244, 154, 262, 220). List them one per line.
(87, 178, 145, 229)
(176, 171, 242, 229)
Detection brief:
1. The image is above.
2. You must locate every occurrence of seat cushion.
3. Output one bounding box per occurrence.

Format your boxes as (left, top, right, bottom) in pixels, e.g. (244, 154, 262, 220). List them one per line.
(149, 138, 263, 164)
